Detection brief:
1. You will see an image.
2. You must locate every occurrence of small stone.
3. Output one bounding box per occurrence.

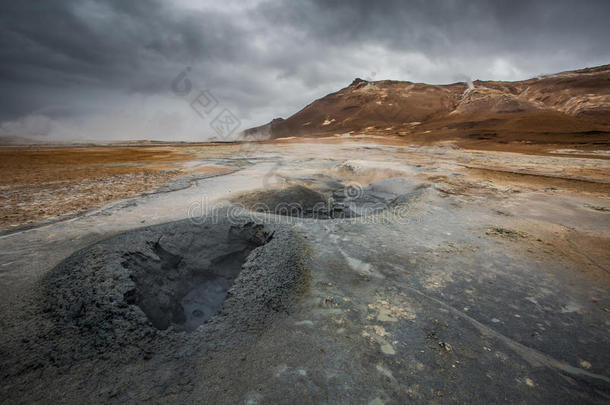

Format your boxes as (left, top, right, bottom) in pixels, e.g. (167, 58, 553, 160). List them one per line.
(380, 343, 395, 355)
(322, 297, 337, 307)
(439, 341, 452, 352)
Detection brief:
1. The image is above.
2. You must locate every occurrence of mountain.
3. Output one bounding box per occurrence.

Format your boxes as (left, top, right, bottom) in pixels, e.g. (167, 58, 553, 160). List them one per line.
(242, 65, 610, 150)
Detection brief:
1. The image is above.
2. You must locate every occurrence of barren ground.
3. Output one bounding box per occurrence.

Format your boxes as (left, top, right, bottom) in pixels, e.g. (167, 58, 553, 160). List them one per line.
(0, 137, 609, 403)
(0, 145, 236, 231)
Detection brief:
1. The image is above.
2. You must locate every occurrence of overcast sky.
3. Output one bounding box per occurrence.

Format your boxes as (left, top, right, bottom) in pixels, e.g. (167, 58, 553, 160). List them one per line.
(1, 0, 609, 141)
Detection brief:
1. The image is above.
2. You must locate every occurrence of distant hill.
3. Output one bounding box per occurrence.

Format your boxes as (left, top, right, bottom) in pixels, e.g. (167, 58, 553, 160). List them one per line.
(242, 64, 610, 150)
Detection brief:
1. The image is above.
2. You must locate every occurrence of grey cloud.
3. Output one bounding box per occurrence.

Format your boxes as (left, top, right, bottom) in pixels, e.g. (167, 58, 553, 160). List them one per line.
(265, 0, 610, 55)
(0, 0, 609, 140)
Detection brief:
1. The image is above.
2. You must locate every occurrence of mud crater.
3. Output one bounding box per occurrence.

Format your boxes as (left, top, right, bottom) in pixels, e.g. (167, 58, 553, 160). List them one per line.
(42, 215, 306, 364)
(233, 178, 428, 219)
(121, 224, 267, 331)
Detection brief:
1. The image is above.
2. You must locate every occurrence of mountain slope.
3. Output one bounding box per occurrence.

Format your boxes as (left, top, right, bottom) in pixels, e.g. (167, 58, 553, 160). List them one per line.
(243, 65, 610, 150)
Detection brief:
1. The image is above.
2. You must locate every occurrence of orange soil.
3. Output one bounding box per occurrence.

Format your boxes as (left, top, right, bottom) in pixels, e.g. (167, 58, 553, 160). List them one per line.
(0, 146, 198, 231)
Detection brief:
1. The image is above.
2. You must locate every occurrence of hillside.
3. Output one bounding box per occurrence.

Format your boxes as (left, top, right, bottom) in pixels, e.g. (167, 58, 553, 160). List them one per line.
(243, 65, 610, 152)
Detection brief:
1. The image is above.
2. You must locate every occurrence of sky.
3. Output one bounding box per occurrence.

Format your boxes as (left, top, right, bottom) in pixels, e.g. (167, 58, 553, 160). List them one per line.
(1, 0, 609, 142)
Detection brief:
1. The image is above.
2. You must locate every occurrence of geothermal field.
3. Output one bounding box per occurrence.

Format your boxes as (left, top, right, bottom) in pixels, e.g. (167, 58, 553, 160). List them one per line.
(1, 133, 609, 403)
(1, 1, 610, 403)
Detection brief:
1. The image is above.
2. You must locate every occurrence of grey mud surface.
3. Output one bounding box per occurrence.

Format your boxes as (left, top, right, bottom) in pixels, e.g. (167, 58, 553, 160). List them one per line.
(1, 140, 609, 404)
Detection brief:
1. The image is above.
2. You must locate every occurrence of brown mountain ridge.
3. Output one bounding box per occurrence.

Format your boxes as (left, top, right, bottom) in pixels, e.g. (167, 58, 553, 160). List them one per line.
(243, 64, 610, 153)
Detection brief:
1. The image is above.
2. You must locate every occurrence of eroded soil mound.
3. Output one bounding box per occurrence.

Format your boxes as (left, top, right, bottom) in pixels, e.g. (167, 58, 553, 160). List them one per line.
(233, 184, 355, 219)
(233, 178, 428, 219)
(2, 215, 308, 377)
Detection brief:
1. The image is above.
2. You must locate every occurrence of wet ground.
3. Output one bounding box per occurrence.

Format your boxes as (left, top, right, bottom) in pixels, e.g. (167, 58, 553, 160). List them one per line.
(1, 139, 609, 403)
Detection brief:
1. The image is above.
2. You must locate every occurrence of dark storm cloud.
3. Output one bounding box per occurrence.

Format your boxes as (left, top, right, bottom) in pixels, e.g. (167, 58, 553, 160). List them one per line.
(265, 0, 610, 54)
(255, 0, 610, 78)
(0, 0, 609, 140)
(0, 1, 247, 90)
